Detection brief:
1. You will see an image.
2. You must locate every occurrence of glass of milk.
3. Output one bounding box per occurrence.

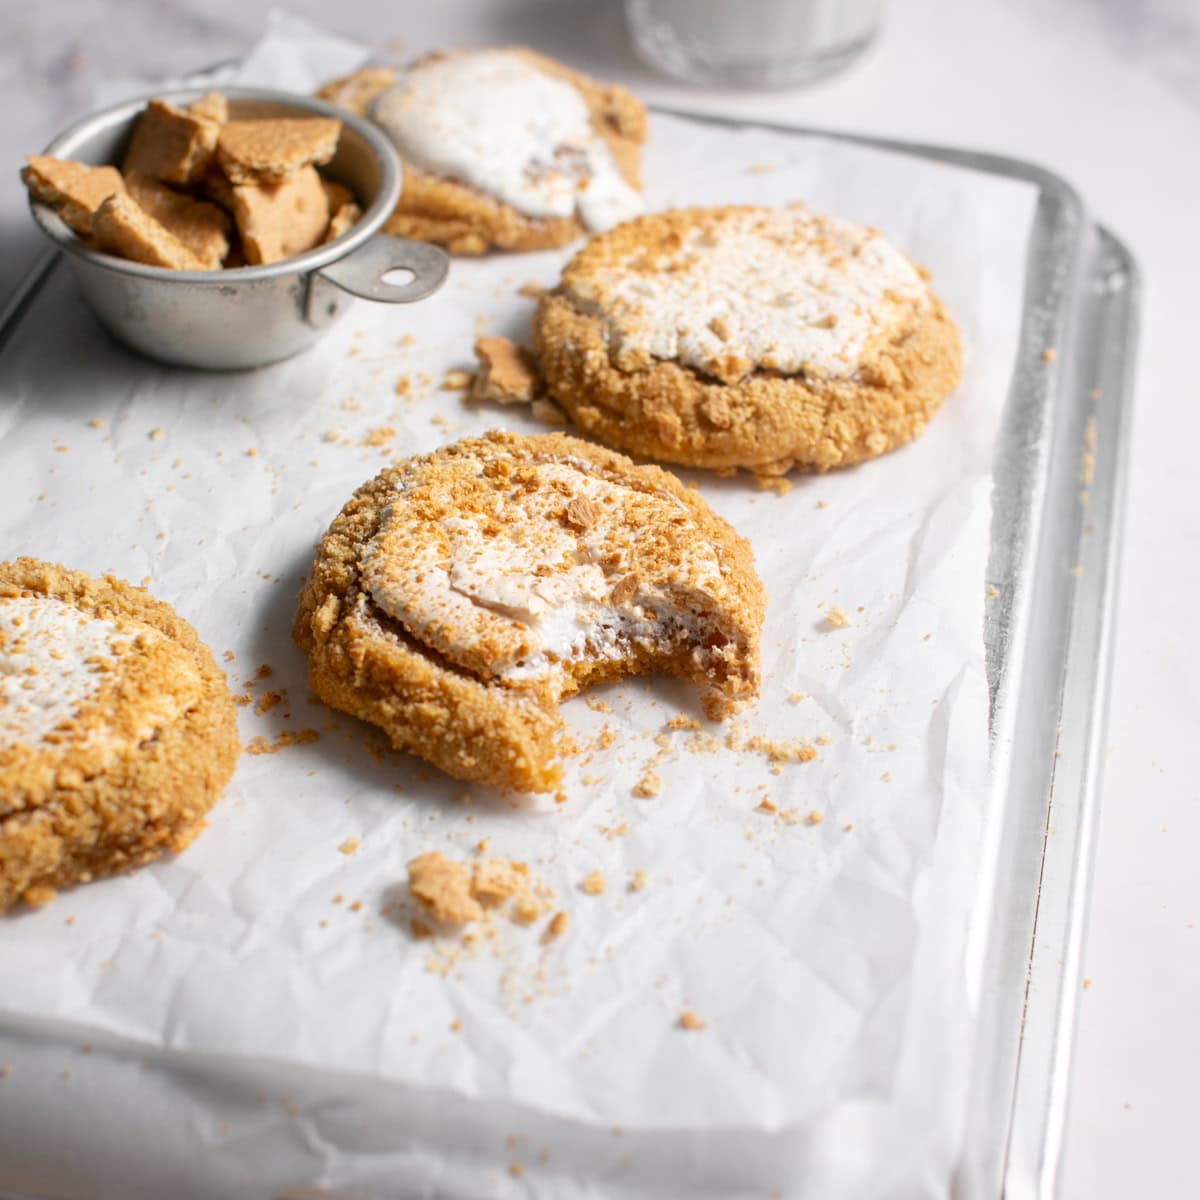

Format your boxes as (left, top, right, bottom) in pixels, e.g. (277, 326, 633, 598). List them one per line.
(625, 0, 885, 87)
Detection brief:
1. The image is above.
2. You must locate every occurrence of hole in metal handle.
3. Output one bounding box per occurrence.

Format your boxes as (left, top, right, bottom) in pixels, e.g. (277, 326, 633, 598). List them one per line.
(380, 267, 417, 288)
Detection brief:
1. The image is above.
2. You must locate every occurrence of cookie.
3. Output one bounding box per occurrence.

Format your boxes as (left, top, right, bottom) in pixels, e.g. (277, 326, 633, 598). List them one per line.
(372, 47, 646, 255)
(533, 205, 963, 473)
(316, 66, 398, 118)
(294, 431, 764, 793)
(0, 559, 239, 913)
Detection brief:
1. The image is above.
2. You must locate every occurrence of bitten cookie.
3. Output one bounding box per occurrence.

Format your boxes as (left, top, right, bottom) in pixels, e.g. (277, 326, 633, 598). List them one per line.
(294, 431, 764, 793)
(533, 205, 963, 473)
(0, 559, 239, 913)
(371, 47, 647, 254)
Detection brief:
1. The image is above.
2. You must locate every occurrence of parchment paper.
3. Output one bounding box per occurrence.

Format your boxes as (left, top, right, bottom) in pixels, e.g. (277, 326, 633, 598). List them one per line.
(0, 17, 1037, 1199)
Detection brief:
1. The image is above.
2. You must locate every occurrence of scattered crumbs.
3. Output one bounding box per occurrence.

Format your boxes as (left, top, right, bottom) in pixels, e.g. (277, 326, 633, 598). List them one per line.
(341, 395, 364, 412)
(245, 447, 258, 458)
(755, 475, 793, 497)
(255, 664, 273, 680)
(629, 869, 650, 892)
(395, 375, 412, 397)
(665, 714, 701, 731)
(338, 837, 360, 856)
(65, 915, 76, 926)
(450, 1019, 463, 1032)
(471, 336, 539, 405)
(748, 162, 775, 174)
(149, 426, 164, 441)
(816, 499, 829, 509)
(509, 1164, 525, 1179)
(1090, 387, 1103, 401)
(223, 649, 235, 663)
(815, 734, 831, 747)
(678, 1009, 706, 1031)
(399, 334, 415, 348)
(333, 893, 344, 905)
(596, 726, 618, 750)
(545, 911, 569, 940)
(1083, 977, 1093, 990)
(787, 693, 804, 704)
(475, 838, 490, 855)
(407, 852, 554, 929)
(254, 689, 284, 715)
(244, 729, 319, 755)
(361, 425, 397, 448)
(580, 869, 606, 896)
(755, 797, 778, 814)
(87, 418, 105, 430)
(0, 1064, 11, 1079)
(598, 822, 630, 840)
(825, 605, 852, 629)
(554, 790, 568, 806)
(1070, 565, 1084, 577)
(843, 823, 854, 833)
(322, 428, 342, 443)
(986, 584, 999, 598)
(517, 280, 547, 300)
(633, 769, 662, 798)
(441, 369, 473, 391)
(350, 900, 363, 913)
(584, 695, 612, 714)
(807, 810, 825, 826)
(1042, 347, 1057, 364)
(880, 772, 892, 783)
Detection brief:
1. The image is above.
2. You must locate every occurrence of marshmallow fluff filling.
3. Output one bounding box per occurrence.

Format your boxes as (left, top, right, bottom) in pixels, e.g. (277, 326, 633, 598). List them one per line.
(564, 207, 932, 384)
(0, 594, 196, 755)
(360, 456, 740, 695)
(372, 50, 642, 232)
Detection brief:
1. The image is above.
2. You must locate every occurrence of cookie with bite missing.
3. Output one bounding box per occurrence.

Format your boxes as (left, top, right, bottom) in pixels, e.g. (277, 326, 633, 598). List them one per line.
(370, 47, 647, 255)
(533, 205, 963, 473)
(293, 431, 764, 793)
(0, 559, 239, 913)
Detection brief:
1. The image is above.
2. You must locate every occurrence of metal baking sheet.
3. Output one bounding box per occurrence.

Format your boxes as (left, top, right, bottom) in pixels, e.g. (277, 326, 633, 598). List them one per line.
(0, 108, 1137, 1200)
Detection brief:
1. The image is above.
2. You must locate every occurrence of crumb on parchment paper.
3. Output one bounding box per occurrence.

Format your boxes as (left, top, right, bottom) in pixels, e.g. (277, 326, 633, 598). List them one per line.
(678, 1009, 705, 1031)
(580, 869, 606, 896)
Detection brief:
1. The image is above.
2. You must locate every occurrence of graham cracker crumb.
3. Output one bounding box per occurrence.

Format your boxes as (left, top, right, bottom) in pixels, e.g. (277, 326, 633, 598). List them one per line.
(441, 369, 473, 392)
(666, 714, 701, 731)
(407, 851, 483, 924)
(1042, 347, 1057, 364)
(629, 870, 650, 892)
(633, 769, 662, 798)
(470, 337, 540, 405)
(545, 911, 569, 939)
(338, 837, 360, 856)
(825, 605, 852, 628)
(755, 475, 793, 497)
(807, 810, 824, 826)
(580, 869, 606, 896)
(756, 797, 777, 814)
(678, 1009, 706, 1031)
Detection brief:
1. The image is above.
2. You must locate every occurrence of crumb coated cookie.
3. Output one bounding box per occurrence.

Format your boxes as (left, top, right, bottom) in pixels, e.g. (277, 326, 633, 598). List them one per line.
(294, 431, 764, 793)
(533, 205, 963, 473)
(372, 47, 647, 255)
(0, 559, 239, 913)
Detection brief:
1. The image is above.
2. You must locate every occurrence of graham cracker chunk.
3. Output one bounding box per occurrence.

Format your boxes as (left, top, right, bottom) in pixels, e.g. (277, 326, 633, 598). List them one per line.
(320, 178, 355, 213)
(232, 165, 329, 265)
(316, 66, 397, 118)
(93, 193, 206, 271)
(125, 173, 231, 270)
(189, 91, 228, 126)
(323, 202, 362, 244)
(470, 337, 540, 405)
(217, 118, 342, 184)
(22, 157, 126, 237)
(122, 99, 220, 185)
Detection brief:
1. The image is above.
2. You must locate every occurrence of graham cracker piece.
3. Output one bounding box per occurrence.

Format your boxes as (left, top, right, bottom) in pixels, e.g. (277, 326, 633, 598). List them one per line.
(189, 91, 228, 125)
(122, 99, 220, 185)
(217, 118, 342, 184)
(125, 173, 231, 269)
(470, 337, 540, 405)
(92, 193, 206, 271)
(316, 66, 398, 117)
(323, 201, 362, 244)
(22, 157, 126, 237)
(232, 165, 329, 265)
(320, 178, 355, 213)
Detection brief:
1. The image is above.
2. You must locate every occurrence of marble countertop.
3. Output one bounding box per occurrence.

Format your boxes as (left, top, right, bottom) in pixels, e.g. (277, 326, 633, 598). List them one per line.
(3, 1, 1198, 1196)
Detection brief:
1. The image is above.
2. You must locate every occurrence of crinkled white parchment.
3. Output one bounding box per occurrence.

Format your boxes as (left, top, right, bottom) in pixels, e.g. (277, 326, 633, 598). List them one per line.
(0, 17, 1036, 1199)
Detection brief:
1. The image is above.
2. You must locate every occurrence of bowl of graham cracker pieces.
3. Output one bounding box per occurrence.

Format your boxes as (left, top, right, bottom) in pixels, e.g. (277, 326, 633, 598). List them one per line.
(23, 87, 449, 370)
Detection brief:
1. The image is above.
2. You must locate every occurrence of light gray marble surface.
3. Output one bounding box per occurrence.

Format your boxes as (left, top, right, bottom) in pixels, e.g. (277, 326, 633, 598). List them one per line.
(4, 2, 1199, 1197)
